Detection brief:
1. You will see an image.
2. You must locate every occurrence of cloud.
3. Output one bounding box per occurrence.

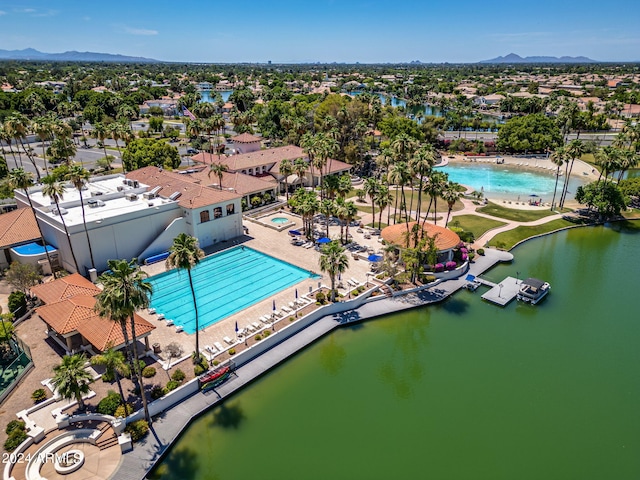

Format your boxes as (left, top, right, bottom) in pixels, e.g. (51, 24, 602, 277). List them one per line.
(13, 7, 56, 17)
(123, 26, 159, 36)
(0, 10, 6, 15)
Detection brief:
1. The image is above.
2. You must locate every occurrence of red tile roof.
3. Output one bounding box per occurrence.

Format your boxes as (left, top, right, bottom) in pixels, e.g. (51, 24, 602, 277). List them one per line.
(77, 311, 154, 352)
(36, 295, 98, 335)
(193, 145, 306, 171)
(174, 167, 276, 195)
(0, 208, 41, 249)
(231, 133, 262, 143)
(381, 222, 460, 251)
(126, 166, 241, 209)
(31, 273, 101, 305)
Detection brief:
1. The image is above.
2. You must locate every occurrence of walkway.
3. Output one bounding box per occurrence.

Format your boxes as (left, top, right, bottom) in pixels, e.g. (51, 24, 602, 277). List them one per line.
(113, 248, 512, 480)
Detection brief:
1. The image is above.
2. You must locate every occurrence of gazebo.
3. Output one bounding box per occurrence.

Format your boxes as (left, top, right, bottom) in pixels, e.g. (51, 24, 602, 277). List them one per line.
(380, 221, 461, 263)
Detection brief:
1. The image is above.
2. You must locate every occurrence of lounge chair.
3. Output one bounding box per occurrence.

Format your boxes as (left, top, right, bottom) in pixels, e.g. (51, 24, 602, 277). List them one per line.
(148, 308, 156, 315)
(288, 302, 296, 309)
(157, 313, 165, 320)
(175, 326, 184, 333)
(223, 336, 234, 345)
(246, 324, 255, 332)
(206, 345, 217, 354)
(214, 342, 224, 352)
(350, 277, 360, 285)
(281, 306, 291, 313)
(252, 321, 262, 330)
(165, 319, 174, 326)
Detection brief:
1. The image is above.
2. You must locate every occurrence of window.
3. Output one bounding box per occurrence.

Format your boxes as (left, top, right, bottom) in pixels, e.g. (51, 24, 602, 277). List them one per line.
(200, 210, 210, 223)
(214, 207, 223, 219)
(226, 203, 235, 215)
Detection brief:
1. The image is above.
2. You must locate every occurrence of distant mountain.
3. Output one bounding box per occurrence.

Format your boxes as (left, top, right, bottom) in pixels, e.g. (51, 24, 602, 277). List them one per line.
(480, 53, 597, 64)
(0, 48, 159, 63)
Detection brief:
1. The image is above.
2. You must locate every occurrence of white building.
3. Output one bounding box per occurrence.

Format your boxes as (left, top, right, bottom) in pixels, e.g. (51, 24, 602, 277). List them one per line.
(15, 168, 243, 275)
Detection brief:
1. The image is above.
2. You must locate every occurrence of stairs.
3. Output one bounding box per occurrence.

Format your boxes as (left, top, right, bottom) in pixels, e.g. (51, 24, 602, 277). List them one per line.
(95, 422, 118, 450)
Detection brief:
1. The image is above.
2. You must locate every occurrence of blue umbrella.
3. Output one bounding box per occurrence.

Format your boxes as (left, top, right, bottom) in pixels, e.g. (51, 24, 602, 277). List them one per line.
(368, 254, 383, 262)
(272, 300, 276, 311)
(295, 289, 298, 300)
(317, 237, 331, 244)
(235, 321, 238, 334)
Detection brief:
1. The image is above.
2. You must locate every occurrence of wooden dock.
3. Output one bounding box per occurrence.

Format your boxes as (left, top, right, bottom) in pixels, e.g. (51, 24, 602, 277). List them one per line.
(480, 276, 521, 306)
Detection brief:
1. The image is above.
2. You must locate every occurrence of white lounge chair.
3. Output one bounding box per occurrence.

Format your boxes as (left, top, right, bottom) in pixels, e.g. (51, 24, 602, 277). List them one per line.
(148, 308, 156, 315)
(223, 336, 234, 345)
(246, 324, 255, 332)
(205, 345, 216, 354)
(214, 342, 224, 352)
(165, 319, 174, 326)
(281, 306, 291, 313)
(157, 313, 165, 320)
(288, 302, 296, 309)
(252, 321, 262, 330)
(175, 326, 184, 333)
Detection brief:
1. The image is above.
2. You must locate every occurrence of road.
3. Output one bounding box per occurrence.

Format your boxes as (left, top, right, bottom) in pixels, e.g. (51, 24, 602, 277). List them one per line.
(442, 131, 619, 146)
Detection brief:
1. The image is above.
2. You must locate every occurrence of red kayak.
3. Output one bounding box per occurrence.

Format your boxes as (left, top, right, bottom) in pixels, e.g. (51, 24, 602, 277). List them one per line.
(200, 365, 230, 384)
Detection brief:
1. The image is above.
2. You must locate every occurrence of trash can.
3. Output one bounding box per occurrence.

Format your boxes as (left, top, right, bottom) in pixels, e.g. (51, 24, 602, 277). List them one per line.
(153, 343, 161, 354)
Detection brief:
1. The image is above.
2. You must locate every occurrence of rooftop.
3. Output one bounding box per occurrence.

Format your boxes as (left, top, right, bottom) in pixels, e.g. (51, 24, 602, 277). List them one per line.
(381, 222, 461, 251)
(0, 208, 40, 249)
(30, 273, 101, 305)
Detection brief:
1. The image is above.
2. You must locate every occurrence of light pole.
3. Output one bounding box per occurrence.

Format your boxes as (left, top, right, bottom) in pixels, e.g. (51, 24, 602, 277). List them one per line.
(498, 283, 503, 298)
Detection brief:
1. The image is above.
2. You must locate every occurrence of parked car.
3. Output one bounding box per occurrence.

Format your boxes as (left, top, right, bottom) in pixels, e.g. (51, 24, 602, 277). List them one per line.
(186, 148, 199, 154)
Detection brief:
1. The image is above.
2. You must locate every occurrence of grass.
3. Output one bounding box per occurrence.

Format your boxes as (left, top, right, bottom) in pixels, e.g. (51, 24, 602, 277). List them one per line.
(449, 214, 506, 239)
(478, 201, 567, 222)
(488, 219, 575, 250)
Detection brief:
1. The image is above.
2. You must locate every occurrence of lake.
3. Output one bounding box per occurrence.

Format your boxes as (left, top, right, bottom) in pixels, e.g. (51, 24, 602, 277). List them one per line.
(150, 222, 640, 480)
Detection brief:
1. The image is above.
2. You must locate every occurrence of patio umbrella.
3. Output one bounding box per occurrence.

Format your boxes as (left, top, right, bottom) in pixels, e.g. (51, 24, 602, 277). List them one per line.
(368, 254, 383, 262)
(295, 288, 298, 300)
(289, 229, 302, 236)
(317, 237, 331, 244)
(529, 194, 539, 197)
(272, 300, 276, 312)
(235, 321, 239, 336)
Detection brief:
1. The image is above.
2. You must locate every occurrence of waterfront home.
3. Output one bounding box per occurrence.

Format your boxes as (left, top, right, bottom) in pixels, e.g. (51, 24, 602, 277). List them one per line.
(381, 222, 461, 264)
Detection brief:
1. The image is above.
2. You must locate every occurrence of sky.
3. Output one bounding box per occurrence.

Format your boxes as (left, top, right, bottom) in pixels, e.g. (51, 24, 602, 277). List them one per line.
(0, 0, 639, 63)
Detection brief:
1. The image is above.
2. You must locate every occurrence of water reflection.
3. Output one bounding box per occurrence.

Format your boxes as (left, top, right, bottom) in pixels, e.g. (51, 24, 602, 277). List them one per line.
(148, 446, 201, 480)
(210, 401, 246, 429)
(319, 336, 347, 376)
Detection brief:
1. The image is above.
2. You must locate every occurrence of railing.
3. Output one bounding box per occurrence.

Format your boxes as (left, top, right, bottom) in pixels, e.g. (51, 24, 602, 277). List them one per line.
(0, 337, 34, 405)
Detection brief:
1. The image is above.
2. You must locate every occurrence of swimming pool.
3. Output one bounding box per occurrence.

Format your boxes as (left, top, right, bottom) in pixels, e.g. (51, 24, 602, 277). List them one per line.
(439, 163, 586, 201)
(147, 246, 317, 334)
(271, 217, 289, 224)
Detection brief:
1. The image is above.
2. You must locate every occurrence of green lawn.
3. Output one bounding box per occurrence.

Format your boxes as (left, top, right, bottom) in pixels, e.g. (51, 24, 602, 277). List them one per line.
(449, 214, 506, 239)
(478, 202, 565, 222)
(488, 219, 575, 250)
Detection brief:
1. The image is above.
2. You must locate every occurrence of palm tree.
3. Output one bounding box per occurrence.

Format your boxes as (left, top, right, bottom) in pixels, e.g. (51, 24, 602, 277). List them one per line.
(293, 157, 308, 190)
(95, 259, 153, 422)
(388, 162, 410, 229)
(0, 123, 19, 168)
(92, 122, 109, 160)
(90, 347, 130, 406)
(363, 177, 380, 228)
(549, 146, 566, 210)
(32, 115, 54, 176)
(5, 113, 40, 180)
(344, 201, 358, 244)
(279, 158, 293, 200)
(166, 234, 204, 359)
(320, 199, 334, 238)
(208, 162, 227, 189)
(52, 353, 93, 411)
(410, 144, 436, 222)
(560, 139, 586, 208)
(376, 184, 391, 229)
(41, 176, 80, 272)
(8, 168, 57, 279)
(108, 122, 124, 154)
(67, 164, 95, 271)
(319, 241, 349, 302)
(442, 182, 463, 227)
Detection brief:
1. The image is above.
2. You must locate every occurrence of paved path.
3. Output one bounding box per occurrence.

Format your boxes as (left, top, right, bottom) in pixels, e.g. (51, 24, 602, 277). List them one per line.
(115, 249, 512, 480)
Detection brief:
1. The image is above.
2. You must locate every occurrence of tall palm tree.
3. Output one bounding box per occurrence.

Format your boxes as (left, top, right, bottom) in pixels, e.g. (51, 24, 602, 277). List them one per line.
(52, 353, 93, 411)
(410, 144, 436, 222)
(41, 176, 80, 273)
(388, 162, 410, 230)
(319, 241, 349, 302)
(442, 182, 463, 227)
(560, 139, 586, 208)
(90, 347, 130, 406)
(549, 146, 566, 210)
(208, 162, 227, 190)
(6, 113, 40, 180)
(279, 158, 293, 200)
(8, 168, 57, 279)
(0, 123, 19, 168)
(92, 122, 109, 160)
(166, 234, 204, 359)
(67, 164, 95, 271)
(376, 184, 391, 229)
(32, 115, 54, 176)
(293, 157, 308, 190)
(363, 177, 380, 228)
(95, 259, 153, 422)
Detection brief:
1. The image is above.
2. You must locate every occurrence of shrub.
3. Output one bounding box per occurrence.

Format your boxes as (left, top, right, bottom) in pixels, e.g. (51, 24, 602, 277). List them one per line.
(171, 369, 186, 382)
(434, 263, 444, 272)
(125, 420, 149, 442)
(165, 380, 180, 392)
(114, 403, 133, 418)
(191, 351, 206, 365)
(194, 364, 207, 376)
(315, 291, 326, 304)
(445, 261, 457, 271)
(101, 370, 114, 382)
(97, 391, 122, 415)
(151, 385, 165, 399)
(5, 420, 25, 435)
(477, 248, 485, 256)
(142, 366, 156, 378)
(31, 388, 46, 404)
(8, 291, 27, 318)
(255, 334, 262, 342)
(263, 330, 271, 338)
(212, 360, 219, 366)
(289, 316, 295, 322)
(423, 274, 437, 284)
(352, 290, 359, 296)
(4, 429, 27, 452)
(228, 348, 236, 355)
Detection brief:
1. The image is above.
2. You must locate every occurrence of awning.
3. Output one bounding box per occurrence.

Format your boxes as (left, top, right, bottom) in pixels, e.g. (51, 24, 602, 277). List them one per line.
(285, 174, 308, 185)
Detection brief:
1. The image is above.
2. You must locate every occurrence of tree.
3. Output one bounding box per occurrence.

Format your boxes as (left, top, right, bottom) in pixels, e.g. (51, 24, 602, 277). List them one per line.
(5, 262, 41, 294)
(319, 241, 349, 302)
(90, 348, 130, 406)
(5, 113, 40, 180)
(208, 162, 227, 190)
(559, 139, 586, 208)
(166, 234, 204, 359)
(496, 114, 563, 154)
(52, 354, 93, 411)
(442, 182, 463, 227)
(122, 138, 180, 171)
(41, 176, 80, 272)
(67, 164, 96, 271)
(95, 259, 153, 422)
(8, 168, 56, 278)
(279, 158, 293, 200)
(549, 146, 567, 210)
(575, 182, 627, 219)
(363, 177, 380, 228)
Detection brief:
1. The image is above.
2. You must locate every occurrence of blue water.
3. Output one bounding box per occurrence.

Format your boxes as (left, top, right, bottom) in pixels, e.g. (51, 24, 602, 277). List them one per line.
(200, 90, 232, 103)
(11, 242, 57, 255)
(148, 247, 317, 333)
(440, 163, 587, 201)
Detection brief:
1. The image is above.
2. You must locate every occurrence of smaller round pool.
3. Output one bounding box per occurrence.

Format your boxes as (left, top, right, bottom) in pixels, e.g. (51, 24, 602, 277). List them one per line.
(271, 217, 290, 224)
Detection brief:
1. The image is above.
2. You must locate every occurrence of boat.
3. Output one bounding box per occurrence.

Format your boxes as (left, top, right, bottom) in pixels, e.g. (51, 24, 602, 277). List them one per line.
(516, 278, 550, 305)
(199, 365, 231, 391)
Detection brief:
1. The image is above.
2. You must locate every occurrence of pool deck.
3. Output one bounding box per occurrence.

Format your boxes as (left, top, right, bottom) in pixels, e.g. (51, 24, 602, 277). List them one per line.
(115, 248, 513, 480)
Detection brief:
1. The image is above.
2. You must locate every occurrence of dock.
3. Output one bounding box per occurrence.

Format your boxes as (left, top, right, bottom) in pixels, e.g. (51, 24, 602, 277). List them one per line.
(480, 276, 521, 306)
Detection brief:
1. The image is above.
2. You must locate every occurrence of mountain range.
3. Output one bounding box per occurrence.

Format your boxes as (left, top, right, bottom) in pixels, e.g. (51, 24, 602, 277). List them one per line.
(480, 53, 597, 64)
(0, 48, 158, 63)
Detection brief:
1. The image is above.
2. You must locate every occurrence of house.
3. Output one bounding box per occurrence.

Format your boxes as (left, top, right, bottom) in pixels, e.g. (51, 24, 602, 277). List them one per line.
(381, 222, 461, 264)
(14, 170, 243, 275)
(230, 133, 262, 154)
(139, 99, 178, 116)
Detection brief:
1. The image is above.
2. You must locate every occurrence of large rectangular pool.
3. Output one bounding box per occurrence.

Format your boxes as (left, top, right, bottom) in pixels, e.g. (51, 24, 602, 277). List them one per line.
(148, 246, 317, 334)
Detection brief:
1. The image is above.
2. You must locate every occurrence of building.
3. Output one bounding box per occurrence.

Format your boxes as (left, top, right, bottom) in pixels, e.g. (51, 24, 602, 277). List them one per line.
(14, 170, 243, 275)
(381, 222, 461, 264)
(0, 208, 42, 270)
(230, 133, 262, 154)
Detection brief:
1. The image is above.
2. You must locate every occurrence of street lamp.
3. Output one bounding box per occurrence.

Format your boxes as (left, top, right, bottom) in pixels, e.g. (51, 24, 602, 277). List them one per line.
(498, 283, 503, 298)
